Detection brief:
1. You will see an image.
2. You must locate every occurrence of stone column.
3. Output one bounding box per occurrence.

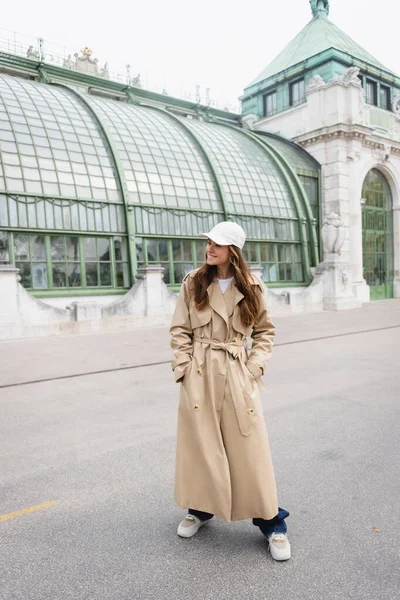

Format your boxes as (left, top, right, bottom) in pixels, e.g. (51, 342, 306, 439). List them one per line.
(248, 264, 264, 282)
(136, 264, 166, 317)
(350, 197, 370, 302)
(0, 266, 22, 338)
(393, 207, 400, 298)
(321, 213, 362, 310)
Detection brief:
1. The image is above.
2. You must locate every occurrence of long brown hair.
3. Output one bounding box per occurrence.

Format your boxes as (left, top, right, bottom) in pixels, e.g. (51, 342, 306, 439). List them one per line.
(192, 246, 260, 327)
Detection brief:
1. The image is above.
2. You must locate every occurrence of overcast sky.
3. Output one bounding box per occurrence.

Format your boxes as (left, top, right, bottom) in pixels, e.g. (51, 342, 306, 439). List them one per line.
(1, 0, 398, 111)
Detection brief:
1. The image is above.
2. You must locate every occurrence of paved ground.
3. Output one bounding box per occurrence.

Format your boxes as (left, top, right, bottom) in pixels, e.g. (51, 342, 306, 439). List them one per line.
(1, 300, 400, 600)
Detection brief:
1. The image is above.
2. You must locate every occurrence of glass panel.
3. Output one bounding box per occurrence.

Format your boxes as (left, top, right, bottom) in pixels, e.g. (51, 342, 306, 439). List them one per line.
(52, 263, 67, 287)
(366, 80, 377, 105)
(114, 237, 128, 261)
(97, 238, 110, 261)
(136, 237, 144, 262)
(36, 200, 46, 228)
(265, 92, 277, 116)
(79, 204, 88, 230)
(31, 263, 48, 289)
(182, 240, 193, 262)
(116, 263, 129, 287)
(54, 204, 63, 229)
(290, 79, 305, 106)
(173, 263, 186, 284)
(244, 242, 257, 263)
(83, 237, 97, 260)
(0, 195, 9, 226)
(68, 263, 81, 287)
(159, 240, 169, 262)
(380, 86, 390, 110)
(18, 201, 28, 227)
(51, 236, 66, 260)
(71, 203, 80, 230)
(172, 240, 182, 261)
(87, 207, 95, 231)
(8, 197, 18, 226)
(0, 231, 9, 263)
(195, 240, 206, 263)
(14, 234, 30, 260)
(99, 262, 111, 286)
(85, 262, 98, 286)
(268, 263, 278, 282)
(31, 235, 46, 260)
(66, 237, 80, 260)
(294, 263, 303, 282)
(260, 244, 275, 262)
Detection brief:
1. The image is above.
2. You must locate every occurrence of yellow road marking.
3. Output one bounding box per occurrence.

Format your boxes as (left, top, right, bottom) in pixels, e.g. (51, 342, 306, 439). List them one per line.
(0, 500, 56, 523)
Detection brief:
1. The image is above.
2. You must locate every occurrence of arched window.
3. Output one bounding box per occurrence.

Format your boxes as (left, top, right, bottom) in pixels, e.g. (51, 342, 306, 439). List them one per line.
(362, 169, 393, 299)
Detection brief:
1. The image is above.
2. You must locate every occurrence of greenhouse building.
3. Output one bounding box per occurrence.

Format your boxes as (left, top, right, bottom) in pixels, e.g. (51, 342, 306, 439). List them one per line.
(0, 52, 320, 316)
(1, 0, 400, 339)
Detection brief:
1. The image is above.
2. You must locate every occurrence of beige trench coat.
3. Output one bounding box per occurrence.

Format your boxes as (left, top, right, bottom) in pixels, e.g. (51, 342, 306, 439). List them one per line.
(170, 269, 279, 522)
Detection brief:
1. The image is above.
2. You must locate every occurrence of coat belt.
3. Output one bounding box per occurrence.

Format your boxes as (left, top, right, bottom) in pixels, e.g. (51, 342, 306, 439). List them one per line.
(193, 336, 245, 359)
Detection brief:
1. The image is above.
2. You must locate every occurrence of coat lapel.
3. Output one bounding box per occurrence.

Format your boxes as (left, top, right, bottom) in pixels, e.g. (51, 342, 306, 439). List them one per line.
(207, 281, 229, 326)
(231, 283, 244, 315)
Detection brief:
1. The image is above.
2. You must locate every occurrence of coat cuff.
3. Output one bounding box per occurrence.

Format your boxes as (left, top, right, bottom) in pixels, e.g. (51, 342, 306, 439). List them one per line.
(246, 362, 264, 380)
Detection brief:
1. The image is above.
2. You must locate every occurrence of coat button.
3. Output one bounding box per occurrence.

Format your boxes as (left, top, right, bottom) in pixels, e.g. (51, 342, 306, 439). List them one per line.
(194, 405, 200, 411)
(197, 368, 202, 374)
(248, 408, 254, 414)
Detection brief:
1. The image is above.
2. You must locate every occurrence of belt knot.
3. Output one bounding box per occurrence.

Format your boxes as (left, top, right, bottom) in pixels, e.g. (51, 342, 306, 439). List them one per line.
(193, 337, 244, 359)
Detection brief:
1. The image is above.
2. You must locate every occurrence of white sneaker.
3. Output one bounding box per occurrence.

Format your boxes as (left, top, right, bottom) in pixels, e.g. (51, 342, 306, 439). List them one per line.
(177, 514, 206, 538)
(268, 533, 291, 561)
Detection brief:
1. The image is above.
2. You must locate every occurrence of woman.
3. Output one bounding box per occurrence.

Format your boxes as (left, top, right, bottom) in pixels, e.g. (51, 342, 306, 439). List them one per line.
(169, 221, 290, 561)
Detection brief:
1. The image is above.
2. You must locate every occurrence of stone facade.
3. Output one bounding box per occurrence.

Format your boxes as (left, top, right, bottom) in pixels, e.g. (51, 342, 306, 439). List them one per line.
(250, 68, 400, 305)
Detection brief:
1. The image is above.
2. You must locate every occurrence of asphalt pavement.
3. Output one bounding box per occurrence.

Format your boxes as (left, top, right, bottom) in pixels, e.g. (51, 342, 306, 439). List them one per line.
(1, 300, 399, 600)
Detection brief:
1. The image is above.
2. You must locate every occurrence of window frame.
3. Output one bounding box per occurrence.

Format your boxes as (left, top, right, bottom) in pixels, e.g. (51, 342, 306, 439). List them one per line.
(263, 91, 278, 117)
(3, 231, 130, 291)
(365, 79, 378, 106)
(380, 85, 391, 111)
(289, 79, 306, 108)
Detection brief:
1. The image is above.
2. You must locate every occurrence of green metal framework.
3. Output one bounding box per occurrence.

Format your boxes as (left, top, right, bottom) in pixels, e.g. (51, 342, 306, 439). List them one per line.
(0, 67, 321, 295)
(362, 169, 394, 300)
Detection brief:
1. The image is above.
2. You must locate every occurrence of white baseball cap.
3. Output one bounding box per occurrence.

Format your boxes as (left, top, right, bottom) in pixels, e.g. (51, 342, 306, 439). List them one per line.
(199, 221, 246, 249)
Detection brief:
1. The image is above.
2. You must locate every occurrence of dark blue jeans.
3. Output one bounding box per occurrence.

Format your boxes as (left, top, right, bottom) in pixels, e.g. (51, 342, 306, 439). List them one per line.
(188, 507, 289, 537)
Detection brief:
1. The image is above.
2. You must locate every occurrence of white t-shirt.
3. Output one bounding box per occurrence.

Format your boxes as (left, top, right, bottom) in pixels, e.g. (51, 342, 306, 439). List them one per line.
(218, 277, 234, 294)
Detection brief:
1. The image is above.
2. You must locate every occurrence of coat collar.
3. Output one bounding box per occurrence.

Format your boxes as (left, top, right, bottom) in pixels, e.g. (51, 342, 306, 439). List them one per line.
(207, 279, 244, 324)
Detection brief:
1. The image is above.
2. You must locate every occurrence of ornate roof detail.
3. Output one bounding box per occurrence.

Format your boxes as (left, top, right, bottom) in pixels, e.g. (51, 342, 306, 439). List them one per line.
(246, 5, 390, 89)
(310, 0, 330, 17)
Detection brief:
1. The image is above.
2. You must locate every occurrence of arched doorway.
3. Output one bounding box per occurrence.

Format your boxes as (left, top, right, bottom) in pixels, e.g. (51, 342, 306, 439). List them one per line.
(362, 169, 394, 300)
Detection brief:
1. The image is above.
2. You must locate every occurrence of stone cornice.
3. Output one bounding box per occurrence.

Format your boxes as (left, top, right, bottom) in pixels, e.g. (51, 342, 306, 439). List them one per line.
(295, 123, 400, 157)
(295, 123, 374, 146)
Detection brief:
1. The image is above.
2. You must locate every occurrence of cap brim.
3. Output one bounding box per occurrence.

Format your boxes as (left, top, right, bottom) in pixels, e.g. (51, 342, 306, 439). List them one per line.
(198, 232, 230, 245)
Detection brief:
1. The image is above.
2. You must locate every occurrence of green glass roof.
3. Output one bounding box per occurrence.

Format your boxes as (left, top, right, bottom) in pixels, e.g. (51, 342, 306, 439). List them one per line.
(257, 133, 319, 175)
(248, 12, 391, 88)
(183, 121, 298, 219)
(0, 75, 121, 202)
(0, 73, 320, 245)
(88, 98, 222, 211)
